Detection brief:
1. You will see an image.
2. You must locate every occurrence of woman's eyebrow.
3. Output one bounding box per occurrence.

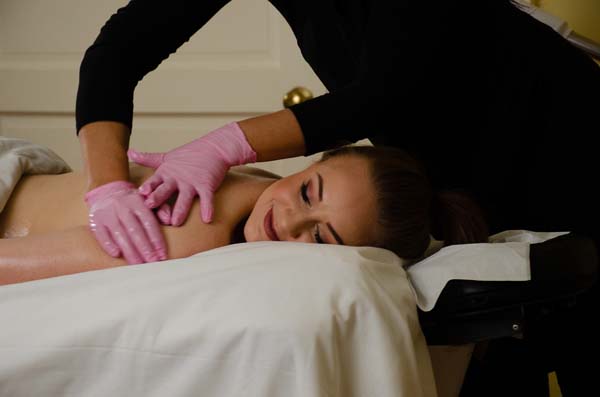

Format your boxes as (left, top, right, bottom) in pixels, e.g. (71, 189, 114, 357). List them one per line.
(317, 173, 344, 245)
(317, 172, 323, 201)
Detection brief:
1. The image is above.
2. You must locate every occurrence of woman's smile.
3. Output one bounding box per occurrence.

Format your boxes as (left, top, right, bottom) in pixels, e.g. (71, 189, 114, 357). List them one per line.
(263, 206, 280, 241)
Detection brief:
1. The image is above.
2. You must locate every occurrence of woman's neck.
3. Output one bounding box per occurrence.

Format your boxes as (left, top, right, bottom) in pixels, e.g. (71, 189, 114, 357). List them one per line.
(231, 216, 249, 244)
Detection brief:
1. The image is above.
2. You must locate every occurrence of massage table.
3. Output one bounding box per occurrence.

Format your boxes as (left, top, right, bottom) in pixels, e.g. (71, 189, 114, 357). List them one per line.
(1, 136, 598, 397)
(0, 232, 595, 397)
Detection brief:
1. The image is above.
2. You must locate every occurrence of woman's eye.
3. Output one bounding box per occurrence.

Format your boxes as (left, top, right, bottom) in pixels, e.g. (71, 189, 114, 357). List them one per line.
(301, 182, 311, 206)
(314, 225, 324, 244)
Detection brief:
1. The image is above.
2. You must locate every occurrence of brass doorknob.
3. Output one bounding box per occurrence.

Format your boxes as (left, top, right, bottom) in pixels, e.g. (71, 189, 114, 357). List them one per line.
(283, 86, 314, 108)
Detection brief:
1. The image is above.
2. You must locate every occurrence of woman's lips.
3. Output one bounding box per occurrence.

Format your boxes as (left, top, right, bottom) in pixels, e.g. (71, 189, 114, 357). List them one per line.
(264, 207, 280, 241)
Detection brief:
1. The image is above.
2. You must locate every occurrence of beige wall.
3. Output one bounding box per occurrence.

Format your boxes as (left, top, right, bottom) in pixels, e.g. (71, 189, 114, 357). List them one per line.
(0, 0, 327, 175)
(536, 0, 600, 42)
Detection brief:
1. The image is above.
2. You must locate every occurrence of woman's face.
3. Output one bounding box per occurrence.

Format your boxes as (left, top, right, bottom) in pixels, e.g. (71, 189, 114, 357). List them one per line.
(244, 155, 378, 246)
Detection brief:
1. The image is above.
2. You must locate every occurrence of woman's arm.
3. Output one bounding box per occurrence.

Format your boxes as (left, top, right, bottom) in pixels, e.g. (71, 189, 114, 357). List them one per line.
(0, 226, 125, 286)
(0, 197, 233, 286)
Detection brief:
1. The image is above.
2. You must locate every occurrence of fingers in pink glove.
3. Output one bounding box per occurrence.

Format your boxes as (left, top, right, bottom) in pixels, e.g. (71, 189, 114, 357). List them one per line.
(121, 208, 166, 262)
(144, 179, 176, 209)
(128, 123, 256, 227)
(197, 188, 215, 223)
(110, 222, 145, 265)
(157, 203, 172, 225)
(134, 207, 168, 260)
(170, 187, 196, 226)
(127, 149, 164, 169)
(138, 174, 164, 197)
(91, 223, 121, 258)
(86, 181, 168, 264)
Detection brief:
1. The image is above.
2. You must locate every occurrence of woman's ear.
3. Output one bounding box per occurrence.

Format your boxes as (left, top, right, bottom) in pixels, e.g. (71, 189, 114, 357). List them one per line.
(431, 190, 489, 245)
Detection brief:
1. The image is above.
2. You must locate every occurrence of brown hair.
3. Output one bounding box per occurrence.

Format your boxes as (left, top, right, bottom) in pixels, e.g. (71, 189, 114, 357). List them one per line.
(320, 145, 488, 259)
(430, 190, 489, 247)
(320, 145, 431, 259)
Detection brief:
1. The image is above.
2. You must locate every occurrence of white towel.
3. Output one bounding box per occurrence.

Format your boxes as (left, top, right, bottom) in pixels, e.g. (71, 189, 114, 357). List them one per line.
(0, 136, 71, 213)
(406, 230, 570, 311)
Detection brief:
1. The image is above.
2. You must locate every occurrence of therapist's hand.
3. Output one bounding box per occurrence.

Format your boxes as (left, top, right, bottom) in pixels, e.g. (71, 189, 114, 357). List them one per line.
(127, 122, 257, 226)
(85, 181, 168, 265)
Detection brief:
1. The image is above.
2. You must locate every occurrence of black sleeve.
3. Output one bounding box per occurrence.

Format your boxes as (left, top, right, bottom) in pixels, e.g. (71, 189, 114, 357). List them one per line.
(288, 0, 496, 155)
(286, 0, 439, 155)
(76, 0, 231, 134)
(288, 78, 387, 155)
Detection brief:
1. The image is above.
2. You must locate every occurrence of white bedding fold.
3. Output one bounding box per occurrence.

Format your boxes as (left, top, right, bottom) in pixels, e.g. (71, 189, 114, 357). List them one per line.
(0, 136, 71, 213)
(0, 242, 437, 397)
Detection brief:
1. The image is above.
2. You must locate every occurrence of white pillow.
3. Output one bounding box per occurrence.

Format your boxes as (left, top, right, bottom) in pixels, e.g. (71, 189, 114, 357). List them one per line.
(0, 242, 437, 397)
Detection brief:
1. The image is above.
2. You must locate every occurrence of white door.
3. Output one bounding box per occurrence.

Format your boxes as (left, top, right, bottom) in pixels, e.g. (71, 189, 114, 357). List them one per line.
(0, 0, 328, 174)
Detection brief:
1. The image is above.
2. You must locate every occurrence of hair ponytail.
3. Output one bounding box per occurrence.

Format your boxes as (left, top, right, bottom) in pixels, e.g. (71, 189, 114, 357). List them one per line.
(319, 145, 489, 258)
(430, 190, 489, 245)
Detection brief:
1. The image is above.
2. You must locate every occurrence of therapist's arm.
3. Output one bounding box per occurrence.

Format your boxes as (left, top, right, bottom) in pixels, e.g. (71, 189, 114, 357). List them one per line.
(78, 121, 168, 264)
(237, 108, 306, 162)
(78, 121, 131, 191)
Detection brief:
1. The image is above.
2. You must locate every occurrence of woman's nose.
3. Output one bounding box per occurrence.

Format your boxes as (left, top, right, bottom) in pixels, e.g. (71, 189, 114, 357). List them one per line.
(278, 208, 313, 242)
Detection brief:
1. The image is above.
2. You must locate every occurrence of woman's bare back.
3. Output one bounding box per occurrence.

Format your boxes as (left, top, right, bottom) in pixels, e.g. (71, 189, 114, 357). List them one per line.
(0, 164, 277, 260)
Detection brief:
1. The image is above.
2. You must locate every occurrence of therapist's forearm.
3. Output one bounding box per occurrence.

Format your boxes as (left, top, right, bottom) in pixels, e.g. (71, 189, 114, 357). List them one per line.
(78, 121, 131, 191)
(237, 109, 306, 162)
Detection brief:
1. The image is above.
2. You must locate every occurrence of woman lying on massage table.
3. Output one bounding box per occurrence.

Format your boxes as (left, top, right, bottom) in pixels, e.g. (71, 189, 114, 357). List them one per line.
(0, 145, 483, 286)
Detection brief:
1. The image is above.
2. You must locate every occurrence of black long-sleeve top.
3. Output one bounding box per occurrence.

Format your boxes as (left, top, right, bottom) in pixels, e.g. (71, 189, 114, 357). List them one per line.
(76, 0, 600, 234)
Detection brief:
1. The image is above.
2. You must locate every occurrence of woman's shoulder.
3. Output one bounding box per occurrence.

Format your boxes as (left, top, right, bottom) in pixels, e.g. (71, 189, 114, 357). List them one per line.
(229, 165, 282, 180)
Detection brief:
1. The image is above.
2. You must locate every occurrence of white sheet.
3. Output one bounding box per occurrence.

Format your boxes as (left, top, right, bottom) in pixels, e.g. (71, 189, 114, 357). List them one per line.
(0, 242, 437, 397)
(0, 136, 71, 213)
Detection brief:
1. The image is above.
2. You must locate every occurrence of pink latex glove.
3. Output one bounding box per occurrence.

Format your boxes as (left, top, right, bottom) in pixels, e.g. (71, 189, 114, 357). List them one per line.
(85, 181, 168, 264)
(127, 122, 257, 226)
